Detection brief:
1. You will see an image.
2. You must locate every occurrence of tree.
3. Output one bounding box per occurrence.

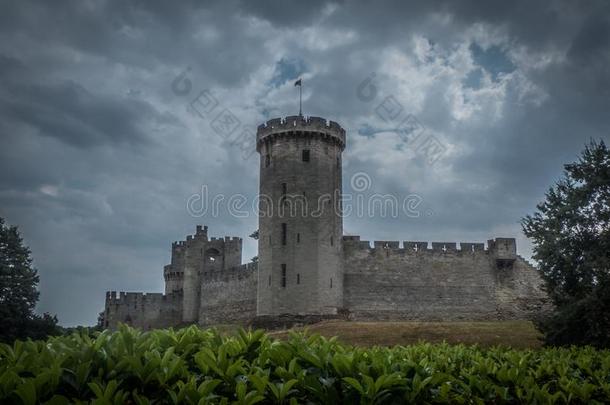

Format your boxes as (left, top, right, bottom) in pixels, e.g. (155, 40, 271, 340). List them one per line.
(0, 217, 59, 342)
(522, 140, 610, 347)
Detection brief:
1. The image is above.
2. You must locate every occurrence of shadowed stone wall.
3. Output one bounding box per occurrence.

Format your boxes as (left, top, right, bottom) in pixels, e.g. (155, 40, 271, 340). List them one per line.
(103, 291, 183, 330)
(199, 263, 257, 325)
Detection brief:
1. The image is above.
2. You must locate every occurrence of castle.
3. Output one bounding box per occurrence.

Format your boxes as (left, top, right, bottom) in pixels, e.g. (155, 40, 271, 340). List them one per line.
(100, 116, 549, 329)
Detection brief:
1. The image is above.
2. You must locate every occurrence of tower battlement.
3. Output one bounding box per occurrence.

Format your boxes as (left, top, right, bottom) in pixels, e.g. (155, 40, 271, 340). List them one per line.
(256, 115, 346, 151)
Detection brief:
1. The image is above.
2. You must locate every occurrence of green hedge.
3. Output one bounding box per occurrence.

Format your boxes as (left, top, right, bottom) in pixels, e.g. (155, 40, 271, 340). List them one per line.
(1, 325, 609, 404)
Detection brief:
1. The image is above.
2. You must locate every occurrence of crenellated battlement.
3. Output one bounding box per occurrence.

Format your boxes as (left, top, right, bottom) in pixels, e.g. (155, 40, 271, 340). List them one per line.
(404, 241, 430, 251)
(163, 264, 183, 280)
(201, 262, 257, 283)
(256, 115, 346, 151)
(488, 238, 517, 267)
(209, 236, 242, 242)
(461, 242, 486, 252)
(374, 241, 400, 249)
(342, 236, 502, 254)
(105, 291, 181, 305)
(206, 236, 243, 254)
(172, 226, 241, 249)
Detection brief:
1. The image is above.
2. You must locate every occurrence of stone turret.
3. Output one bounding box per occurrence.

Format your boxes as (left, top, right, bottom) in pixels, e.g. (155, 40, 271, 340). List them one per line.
(181, 233, 204, 322)
(256, 116, 345, 316)
(161, 225, 243, 323)
(488, 237, 517, 268)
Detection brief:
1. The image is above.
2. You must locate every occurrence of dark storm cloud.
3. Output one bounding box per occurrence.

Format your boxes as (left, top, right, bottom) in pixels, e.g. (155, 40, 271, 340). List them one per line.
(1, 79, 177, 147)
(0, 54, 24, 76)
(237, 0, 340, 27)
(0, 0, 608, 325)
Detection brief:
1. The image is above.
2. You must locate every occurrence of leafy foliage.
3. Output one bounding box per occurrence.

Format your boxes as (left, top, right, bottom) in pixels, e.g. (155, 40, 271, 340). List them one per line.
(2, 326, 610, 404)
(522, 140, 610, 347)
(0, 217, 60, 343)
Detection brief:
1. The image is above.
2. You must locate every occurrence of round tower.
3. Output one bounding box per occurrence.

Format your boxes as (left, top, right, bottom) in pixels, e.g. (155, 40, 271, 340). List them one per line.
(256, 115, 345, 316)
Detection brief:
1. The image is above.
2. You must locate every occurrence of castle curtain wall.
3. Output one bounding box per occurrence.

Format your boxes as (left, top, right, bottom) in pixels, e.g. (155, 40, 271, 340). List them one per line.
(342, 238, 549, 321)
(103, 292, 183, 330)
(199, 263, 257, 325)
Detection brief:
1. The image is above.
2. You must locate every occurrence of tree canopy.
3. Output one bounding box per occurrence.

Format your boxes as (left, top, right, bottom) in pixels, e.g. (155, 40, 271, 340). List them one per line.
(0, 217, 59, 342)
(522, 140, 610, 346)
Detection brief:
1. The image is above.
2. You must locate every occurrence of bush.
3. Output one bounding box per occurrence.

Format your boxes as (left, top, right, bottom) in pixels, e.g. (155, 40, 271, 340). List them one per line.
(538, 283, 610, 348)
(1, 326, 610, 404)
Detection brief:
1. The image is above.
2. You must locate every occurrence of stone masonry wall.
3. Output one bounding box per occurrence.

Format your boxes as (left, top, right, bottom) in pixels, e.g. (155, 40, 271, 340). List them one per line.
(103, 291, 183, 330)
(342, 237, 549, 321)
(199, 263, 257, 325)
(494, 255, 552, 319)
(102, 233, 550, 330)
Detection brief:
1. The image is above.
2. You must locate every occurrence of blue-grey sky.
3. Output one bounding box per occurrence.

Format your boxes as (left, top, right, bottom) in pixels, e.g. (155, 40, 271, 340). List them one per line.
(1, 0, 608, 326)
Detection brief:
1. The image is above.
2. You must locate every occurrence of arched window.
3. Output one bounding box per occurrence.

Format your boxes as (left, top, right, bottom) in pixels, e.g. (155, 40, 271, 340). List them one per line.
(205, 248, 220, 264)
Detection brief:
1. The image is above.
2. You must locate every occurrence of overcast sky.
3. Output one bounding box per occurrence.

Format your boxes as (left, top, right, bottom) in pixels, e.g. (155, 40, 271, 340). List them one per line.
(1, 0, 609, 326)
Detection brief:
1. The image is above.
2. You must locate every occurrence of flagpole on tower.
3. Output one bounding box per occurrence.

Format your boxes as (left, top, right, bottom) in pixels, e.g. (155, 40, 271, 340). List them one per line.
(295, 78, 302, 116)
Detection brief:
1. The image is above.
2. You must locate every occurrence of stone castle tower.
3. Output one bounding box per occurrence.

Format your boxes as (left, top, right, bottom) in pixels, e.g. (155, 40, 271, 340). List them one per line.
(100, 114, 550, 330)
(163, 225, 242, 323)
(256, 116, 345, 316)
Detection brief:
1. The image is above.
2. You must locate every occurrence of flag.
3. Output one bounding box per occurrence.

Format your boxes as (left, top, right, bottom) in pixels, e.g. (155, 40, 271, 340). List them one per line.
(294, 79, 302, 86)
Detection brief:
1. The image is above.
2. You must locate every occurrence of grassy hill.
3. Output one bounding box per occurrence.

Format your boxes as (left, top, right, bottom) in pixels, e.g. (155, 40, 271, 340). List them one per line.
(268, 320, 543, 348)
